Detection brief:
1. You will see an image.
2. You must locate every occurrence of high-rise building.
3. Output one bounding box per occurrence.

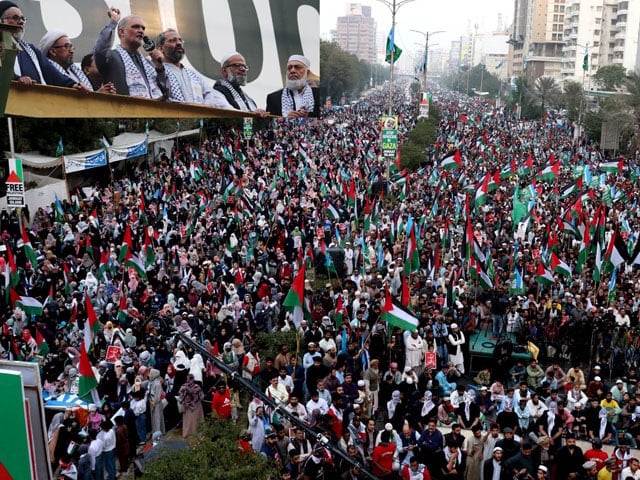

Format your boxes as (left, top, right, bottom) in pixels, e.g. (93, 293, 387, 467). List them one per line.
(509, 0, 566, 81)
(509, 0, 640, 85)
(335, 3, 377, 64)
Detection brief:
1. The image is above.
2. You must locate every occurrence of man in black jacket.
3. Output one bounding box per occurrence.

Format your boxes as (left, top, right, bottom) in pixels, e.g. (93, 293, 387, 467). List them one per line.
(265, 54, 319, 118)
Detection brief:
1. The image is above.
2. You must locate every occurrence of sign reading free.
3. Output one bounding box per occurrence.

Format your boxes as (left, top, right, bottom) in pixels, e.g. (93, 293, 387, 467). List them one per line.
(6, 157, 25, 207)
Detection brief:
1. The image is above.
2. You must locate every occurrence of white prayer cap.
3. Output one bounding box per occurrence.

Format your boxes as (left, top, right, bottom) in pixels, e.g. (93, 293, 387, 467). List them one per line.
(220, 51, 243, 66)
(39, 30, 67, 55)
(288, 54, 310, 68)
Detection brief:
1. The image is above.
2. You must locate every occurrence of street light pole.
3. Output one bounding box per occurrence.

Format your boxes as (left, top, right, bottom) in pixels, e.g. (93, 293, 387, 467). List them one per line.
(411, 29, 444, 94)
(376, 0, 416, 115)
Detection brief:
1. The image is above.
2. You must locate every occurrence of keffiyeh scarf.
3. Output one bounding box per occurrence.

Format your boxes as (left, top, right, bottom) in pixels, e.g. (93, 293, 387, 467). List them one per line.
(16, 41, 45, 84)
(165, 64, 205, 103)
(115, 45, 162, 99)
(218, 79, 256, 111)
(48, 59, 92, 89)
(281, 84, 314, 116)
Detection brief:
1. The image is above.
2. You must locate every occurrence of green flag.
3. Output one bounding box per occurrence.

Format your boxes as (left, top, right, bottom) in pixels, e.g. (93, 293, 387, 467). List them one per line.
(582, 49, 588, 72)
(385, 26, 402, 64)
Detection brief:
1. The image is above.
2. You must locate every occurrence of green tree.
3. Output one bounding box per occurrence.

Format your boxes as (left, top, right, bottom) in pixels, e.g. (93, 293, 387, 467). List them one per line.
(533, 76, 561, 113)
(592, 65, 627, 91)
(143, 420, 279, 480)
(561, 80, 584, 122)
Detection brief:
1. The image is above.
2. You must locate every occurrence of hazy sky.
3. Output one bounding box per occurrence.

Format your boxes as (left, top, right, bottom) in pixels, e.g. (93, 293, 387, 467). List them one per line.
(321, 0, 514, 54)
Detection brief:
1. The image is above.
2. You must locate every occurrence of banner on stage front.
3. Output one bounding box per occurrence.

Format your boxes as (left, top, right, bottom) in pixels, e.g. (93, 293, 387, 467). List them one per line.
(64, 149, 108, 174)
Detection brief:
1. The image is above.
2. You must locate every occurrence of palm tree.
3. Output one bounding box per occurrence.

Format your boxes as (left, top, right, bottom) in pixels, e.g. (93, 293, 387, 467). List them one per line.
(533, 76, 561, 113)
(562, 80, 584, 123)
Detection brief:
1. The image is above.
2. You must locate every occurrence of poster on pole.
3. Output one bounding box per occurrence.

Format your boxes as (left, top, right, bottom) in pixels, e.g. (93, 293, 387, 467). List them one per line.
(418, 92, 430, 119)
(381, 115, 398, 158)
(243, 118, 253, 140)
(6, 157, 25, 207)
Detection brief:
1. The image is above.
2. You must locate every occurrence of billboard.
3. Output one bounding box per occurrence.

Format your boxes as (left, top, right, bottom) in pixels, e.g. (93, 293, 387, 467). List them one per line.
(16, 0, 320, 110)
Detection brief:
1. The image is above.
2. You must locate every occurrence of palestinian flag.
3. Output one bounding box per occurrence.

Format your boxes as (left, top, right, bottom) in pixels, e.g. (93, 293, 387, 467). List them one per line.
(77, 343, 99, 404)
(6, 243, 19, 287)
(283, 263, 308, 328)
(479, 269, 494, 291)
(381, 288, 418, 332)
(334, 295, 347, 329)
(537, 163, 560, 182)
(126, 256, 147, 279)
(326, 202, 340, 221)
(36, 328, 49, 356)
(118, 225, 133, 263)
(21, 226, 38, 268)
(594, 241, 603, 283)
(117, 292, 128, 324)
(14, 294, 44, 316)
(347, 179, 356, 207)
(401, 275, 411, 308)
(600, 160, 623, 174)
(84, 292, 100, 352)
(535, 262, 555, 286)
(440, 150, 462, 170)
(144, 227, 155, 268)
(404, 225, 420, 276)
(475, 174, 489, 208)
(551, 252, 572, 278)
(606, 230, 629, 268)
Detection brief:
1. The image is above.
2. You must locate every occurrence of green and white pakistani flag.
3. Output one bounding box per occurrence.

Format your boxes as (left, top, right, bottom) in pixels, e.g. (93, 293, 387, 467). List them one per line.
(385, 26, 402, 64)
(510, 267, 525, 295)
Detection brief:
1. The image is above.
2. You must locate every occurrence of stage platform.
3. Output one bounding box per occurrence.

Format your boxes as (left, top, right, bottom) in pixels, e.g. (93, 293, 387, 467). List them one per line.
(468, 329, 532, 373)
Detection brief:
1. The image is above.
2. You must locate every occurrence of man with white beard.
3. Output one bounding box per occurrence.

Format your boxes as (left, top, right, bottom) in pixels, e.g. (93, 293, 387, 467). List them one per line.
(154, 29, 213, 104)
(266, 54, 319, 118)
(0, 1, 79, 88)
(210, 51, 265, 113)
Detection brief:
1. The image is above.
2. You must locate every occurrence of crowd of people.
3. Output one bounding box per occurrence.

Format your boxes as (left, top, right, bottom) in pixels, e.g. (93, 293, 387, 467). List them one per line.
(3, 39, 640, 478)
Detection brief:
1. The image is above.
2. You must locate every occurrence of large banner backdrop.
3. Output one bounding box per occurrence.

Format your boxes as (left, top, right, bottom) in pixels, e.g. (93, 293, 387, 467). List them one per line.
(18, 0, 320, 109)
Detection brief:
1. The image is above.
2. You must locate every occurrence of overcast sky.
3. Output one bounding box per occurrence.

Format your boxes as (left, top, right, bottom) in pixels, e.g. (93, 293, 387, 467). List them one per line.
(321, 0, 514, 54)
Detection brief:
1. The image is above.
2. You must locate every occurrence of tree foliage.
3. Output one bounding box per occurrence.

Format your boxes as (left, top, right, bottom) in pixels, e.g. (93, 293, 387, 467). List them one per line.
(592, 65, 627, 91)
(319, 40, 388, 105)
(561, 80, 584, 123)
(399, 103, 441, 172)
(143, 420, 279, 480)
(441, 64, 502, 98)
(533, 76, 561, 113)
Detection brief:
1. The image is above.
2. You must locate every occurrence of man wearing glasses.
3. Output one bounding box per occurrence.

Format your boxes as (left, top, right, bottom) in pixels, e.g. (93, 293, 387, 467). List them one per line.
(211, 51, 266, 114)
(154, 28, 213, 105)
(93, 6, 165, 99)
(39, 30, 114, 93)
(0, 1, 80, 88)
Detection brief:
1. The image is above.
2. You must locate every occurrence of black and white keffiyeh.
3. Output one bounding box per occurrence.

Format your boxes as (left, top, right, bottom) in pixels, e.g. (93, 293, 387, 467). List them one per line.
(164, 64, 206, 103)
(114, 45, 162, 99)
(47, 59, 92, 89)
(218, 79, 256, 111)
(16, 41, 45, 84)
(281, 84, 314, 117)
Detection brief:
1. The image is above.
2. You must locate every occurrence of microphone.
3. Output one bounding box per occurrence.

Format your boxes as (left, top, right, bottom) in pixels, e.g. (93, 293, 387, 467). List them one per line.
(143, 35, 156, 52)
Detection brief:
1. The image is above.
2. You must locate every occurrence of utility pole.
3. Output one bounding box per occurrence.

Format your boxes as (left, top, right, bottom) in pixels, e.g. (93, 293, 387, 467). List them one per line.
(376, 0, 416, 115)
(411, 29, 444, 93)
